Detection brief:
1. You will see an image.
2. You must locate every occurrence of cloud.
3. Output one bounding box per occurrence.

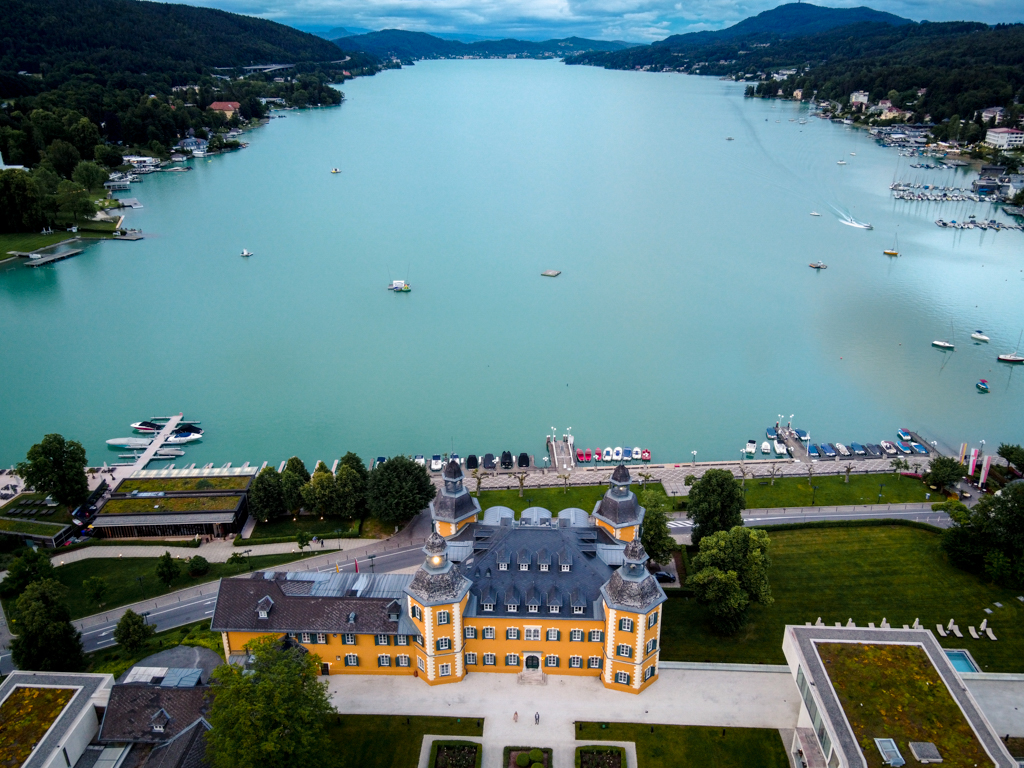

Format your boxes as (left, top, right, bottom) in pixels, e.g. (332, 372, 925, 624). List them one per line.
(164, 0, 1022, 42)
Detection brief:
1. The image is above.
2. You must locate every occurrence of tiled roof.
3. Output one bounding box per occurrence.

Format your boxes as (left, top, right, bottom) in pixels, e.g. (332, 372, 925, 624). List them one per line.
(99, 685, 209, 744)
(145, 720, 210, 768)
(610, 465, 631, 483)
(592, 488, 644, 527)
(210, 575, 405, 634)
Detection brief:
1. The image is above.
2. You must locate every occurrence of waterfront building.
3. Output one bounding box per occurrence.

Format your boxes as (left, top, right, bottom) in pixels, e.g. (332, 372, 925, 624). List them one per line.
(429, 459, 481, 537)
(212, 464, 667, 693)
(849, 90, 869, 110)
(208, 101, 241, 118)
(984, 127, 1024, 150)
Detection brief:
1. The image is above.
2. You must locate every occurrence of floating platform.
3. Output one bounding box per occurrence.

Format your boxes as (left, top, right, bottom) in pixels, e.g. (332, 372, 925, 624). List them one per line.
(541, 270, 561, 277)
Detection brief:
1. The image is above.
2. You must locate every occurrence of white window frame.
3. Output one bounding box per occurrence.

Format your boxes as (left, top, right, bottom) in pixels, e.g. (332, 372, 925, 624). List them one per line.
(465, 652, 478, 665)
(396, 635, 409, 646)
(345, 653, 358, 667)
(528, 604, 538, 613)
(619, 617, 634, 632)
(546, 628, 559, 642)
(524, 627, 541, 642)
(646, 638, 657, 654)
(617, 644, 632, 658)
(378, 654, 391, 667)
(569, 655, 582, 668)
(483, 653, 496, 666)
(397, 655, 410, 667)
(549, 605, 560, 614)
(644, 665, 655, 681)
(437, 610, 450, 625)
(464, 626, 477, 639)
(439, 663, 451, 677)
(258, 610, 268, 619)
(519, 562, 529, 571)
(317, 633, 326, 644)
(437, 637, 451, 651)
(376, 634, 389, 645)
(588, 656, 602, 669)
(589, 630, 603, 642)
(507, 628, 520, 640)
(301, 632, 311, 643)
(561, 564, 570, 572)
(615, 671, 629, 685)
(342, 633, 356, 645)
(573, 606, 585, 615)
(411, 604, 422, 620)
(483, 627, 495, 639)
(648, 611, 658, 629)
(570, 629, 584, 642)
(505, 654, 519, 666)
(417, 657, 425, 671)
(499, 562, 508, 571)
(507, 604, 518, 613)
(545, 654, 559, 668)
(483, 603, 494, 612)
(540, 563, 549, 572)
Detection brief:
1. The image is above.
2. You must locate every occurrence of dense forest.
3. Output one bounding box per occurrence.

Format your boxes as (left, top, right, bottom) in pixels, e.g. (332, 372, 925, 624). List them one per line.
(333, 29, 631, 61)
(0, 0, 384, 232)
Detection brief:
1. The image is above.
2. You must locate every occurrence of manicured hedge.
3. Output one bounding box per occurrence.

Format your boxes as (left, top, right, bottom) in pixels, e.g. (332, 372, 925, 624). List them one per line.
(233, 530, 362, 546)
(503, 746, 552, 768)
(429, 739, 482, 768)
(751, 518, 944, 535)
(575, 745, 626, 768)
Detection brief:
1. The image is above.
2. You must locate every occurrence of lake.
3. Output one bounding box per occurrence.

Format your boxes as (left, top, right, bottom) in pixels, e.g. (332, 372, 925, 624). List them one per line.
(2, 59, 1021, 469)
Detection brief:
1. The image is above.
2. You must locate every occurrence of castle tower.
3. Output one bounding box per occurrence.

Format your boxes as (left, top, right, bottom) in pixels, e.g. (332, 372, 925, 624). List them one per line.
(430, 459, 481, 537)
(404, 531, 472, 685)
(592, 465, 645, 541)
(599, 537, 666, 693)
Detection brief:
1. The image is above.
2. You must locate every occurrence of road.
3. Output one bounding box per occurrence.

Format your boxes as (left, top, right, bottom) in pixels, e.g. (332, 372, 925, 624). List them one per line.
(667, 503, 953, 531)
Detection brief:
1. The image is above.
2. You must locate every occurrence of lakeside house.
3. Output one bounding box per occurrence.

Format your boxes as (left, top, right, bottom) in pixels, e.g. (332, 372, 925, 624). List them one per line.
(0, 150, 25, 171)
(176, 137, 208, 153)
(984, 127, 1024, 150)
(208, 101, 241, 119)
(213, 462, 667, 694)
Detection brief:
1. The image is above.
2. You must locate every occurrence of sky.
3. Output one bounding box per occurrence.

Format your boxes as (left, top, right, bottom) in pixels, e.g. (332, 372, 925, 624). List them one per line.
(168, 0, 1023, 43)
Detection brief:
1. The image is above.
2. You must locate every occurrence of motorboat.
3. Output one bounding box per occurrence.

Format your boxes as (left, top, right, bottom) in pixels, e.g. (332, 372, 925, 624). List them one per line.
(451, 453, 461, 465)
(612, 447, 623, 462)
(175, 423, 203, 436)
(880, 441, 898, 456)
(603, 447, 612, 462)
(840, 219, 873, 230)
(241, 249, 253, 257)
(745, 440, 757, 455)
(850, 443, 866, 456)
(500, 451, 514, 469)
(932, 340, 954, 350)
(795, 429, 808, 441)
(631, 447, 642, 460)
(374, 456, 387, 469)
(820, 443, 837, 458)
(837, 160, 847, 165)
(810, 212, 821, 216)
(483, 453, 496, 470)
(131, 421, 163, 432)
(584, 449, 593, 462)
(414, 454, 425, 466)
(808, 444, 820, 458)
(897, 429, 912, 442)
(911, 443, 928, 455)
(331, 168, 341, 174)
(726, 137, 734, 141)
(971, 331, 990, 342)
(835, 443, 851, 457)
(774, 440, 787, 456)
(388, 280, 411, 292)
(640, 449, 651, 461)
(623, 447, 633, 462)
(594, 448, 603, 462)
(164, 431, 202, 444)
(761, 441, 770, 454)
(106, 437, 152, 449)
(430, 455, 443, 471)
(976, 379, 989, 393)
(518, 452, 530, 468)
(896, 441, 912, 454)
(766, 427, 777, 440)
(865, 444, 882, 458)
(809, 261, 827, 270)
(576, 448, 586, 463)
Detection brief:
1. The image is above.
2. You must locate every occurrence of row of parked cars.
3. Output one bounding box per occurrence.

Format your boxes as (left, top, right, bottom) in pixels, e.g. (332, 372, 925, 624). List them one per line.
(415, 452, 532, 472)
(808, 439, 929, 460)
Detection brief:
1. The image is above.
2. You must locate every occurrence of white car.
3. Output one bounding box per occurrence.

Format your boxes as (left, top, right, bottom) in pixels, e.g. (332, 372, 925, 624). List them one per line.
(429, 455, 444, 471)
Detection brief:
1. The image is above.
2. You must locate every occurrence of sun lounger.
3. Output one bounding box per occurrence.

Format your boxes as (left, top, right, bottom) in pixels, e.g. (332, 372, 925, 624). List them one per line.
(969, 626, 979, 639)
(903, 624, 910, 630)
(952, 625, 963, 638)
(868, 622, 875, 628)
(835, 622, 842, 628)
(986, 628, 997, 641)
(980, 619, 988, 631)
(936, 624, 947, 637)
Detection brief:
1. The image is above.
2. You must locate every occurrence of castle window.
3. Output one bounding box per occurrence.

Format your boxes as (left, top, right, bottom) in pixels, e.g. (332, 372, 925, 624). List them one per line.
(588, 656, 602, 669)
(506, 628, 520, 640)
(483, 627, 495, 639)
(342, 634, 356, 645)
(317, 633, 326, 644)
(507, 604, 518, 613)
(464, 626, 477, 639)
(376, 634, 389, 646)
(618, 618, 634, 633)
(437, 610, 450, 625)
(524, 627, 540, 642)
(465, 652, 477, 665)
(483, 653, 496, 666)
(549, 605, 560, 614)
(397, 655, 410, 667)
(644, 665, 656, 681)
(561, 564, 570, 572)
(545, 655, 559, 668)
(411, 604, 422, 620)
(648, 612, 659, 628)
(528, 604, 538, 613)
(546, 628, 560, 642)
(439, 663, 451, 677)
(505, 654, 519, 666)
(573, 606, 584, 615)
(499, 563, 508, 571)
(569, 656, 582, 668)
(436, 637, 451, 651)
(377, 655, 391, 667)
(519, 563, 529, 571)
(345, 654, 358, 667)
(645, 638, 658, 654)
(616, 644, 632, 658)
(615, 671, 630, 685)
(396, 635, 409, 646)
(301, 633, 311, 643)
(588, 630, 604, 643)
(570, 629, 583, 642)
(417, 657, 425, 671)
(540, 564, 549, 572)
(483, 603, 494, 612)
(258, 610, 268, 619)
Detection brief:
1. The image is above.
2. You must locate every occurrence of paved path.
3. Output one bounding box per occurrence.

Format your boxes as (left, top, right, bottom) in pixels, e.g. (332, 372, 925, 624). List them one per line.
(327, 662, 800, 768)
(668, 503, 954, 530)
(48, 536, 376, 565)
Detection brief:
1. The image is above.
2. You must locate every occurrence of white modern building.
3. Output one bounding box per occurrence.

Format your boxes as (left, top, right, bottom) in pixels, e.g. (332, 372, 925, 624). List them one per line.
(985, 128, 1024, 150)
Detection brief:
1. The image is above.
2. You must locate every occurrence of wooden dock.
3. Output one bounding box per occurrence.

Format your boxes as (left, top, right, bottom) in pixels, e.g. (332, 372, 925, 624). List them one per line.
(547, 434, 575, 471)
(24, 249, 84, 267)
(129, 414, 184, 471)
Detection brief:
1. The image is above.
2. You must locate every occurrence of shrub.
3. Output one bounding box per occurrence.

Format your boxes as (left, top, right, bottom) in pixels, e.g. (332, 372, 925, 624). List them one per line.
(187, 555, 210, 576)
(528, 750, 543, 762)
(516, 754, 530, 767)
(532, 764, 544, 768)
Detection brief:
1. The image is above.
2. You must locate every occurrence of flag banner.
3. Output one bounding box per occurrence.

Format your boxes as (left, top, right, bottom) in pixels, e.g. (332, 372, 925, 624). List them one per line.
(969, 449, 979, 476)
(959, 443, 969, 464)
(980, 455, 993, 486)
(354, 558, 359, 573)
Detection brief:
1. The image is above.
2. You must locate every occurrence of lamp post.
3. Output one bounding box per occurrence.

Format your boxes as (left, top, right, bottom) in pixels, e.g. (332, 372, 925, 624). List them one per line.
(335, 529, 343, 552)
(811, 485, 818, 505)
(243, 548, 252, 571)
(878, 483, 885, 503)
(369, 554, 376, 573)
(691, 451, 697, 466)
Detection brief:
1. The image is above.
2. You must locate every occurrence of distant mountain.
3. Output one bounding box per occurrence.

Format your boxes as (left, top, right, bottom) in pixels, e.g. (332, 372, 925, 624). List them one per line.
(334, 29, 632, 59)
(324, 26, 374, 39)
(654, 3, 912, 49)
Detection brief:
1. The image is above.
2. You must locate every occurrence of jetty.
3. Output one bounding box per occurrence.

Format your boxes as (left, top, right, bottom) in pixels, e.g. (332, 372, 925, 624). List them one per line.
(128, 414, 184, 472)
(547, 433, 575, 470)
(22, 249, 84, 268)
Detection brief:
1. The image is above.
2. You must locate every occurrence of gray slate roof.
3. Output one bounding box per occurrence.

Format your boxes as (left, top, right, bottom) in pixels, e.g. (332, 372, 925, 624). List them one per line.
(145, 720, 210, 768)
(99, 685, 209, 744)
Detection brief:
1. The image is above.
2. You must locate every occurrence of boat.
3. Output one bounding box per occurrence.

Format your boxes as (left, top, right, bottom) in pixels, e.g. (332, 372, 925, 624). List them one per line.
(850, 443, 866, 455)
(809, 261, 827, 270)
(850, 153, 856, 156)
(795, 429, 808, 441)
(584, 449, 593, 462)
(976, 379, 990, 392)
(911, 443, 928, 455)
(971, 330, 990, 342)
(131, 421, 164, 432)
(997, 330, 1024, 363)
(331, 168, 341, 173)
(623, 447, 632, 462)
(808, 444, 820, 458)
(820, 443, 837, 458)
(388, 280, 411, 292)
(880, 441, 897, 456)
(896, 429, 912, 441)
(745, 440, 757, 455)
(106, 437, 152, 449)
(414, 454, 425, 466)
(933, 321, 955, 350)
(726, 137, 734, 141)
(576, 448, 585, 463)
(603, 447, 613, 462)
(612, 447, 623, 461)
(766, 427, 777, 440)
(884, 233, 899, 257)
(594, 448, 603, 462)
(761, 441, 770, 454)
(774, 440, 787, 456)
(837, 160, 847, 165)
(240, 249, 253, 257)
(164, 431, 202, 444)
(835, 443, 851, 457)
(430, 455, 443, 471)
(640, 449, 651, 462)
(631, 447, 642, 460)
(810, 211, 821, 216)
(896, 441, 913, 454)
(840, 219, 873, 230)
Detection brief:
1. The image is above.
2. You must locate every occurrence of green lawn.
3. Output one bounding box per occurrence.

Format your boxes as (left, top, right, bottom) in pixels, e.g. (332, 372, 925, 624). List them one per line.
(575, 723, 787, 768)
(0, 492, 75, 526)
(476, 483, 665, 517)
(53, 552, 304, 619)
(0, 222, 119, 256)
(116, 477, 251, 493)
(86, 619, 223, 680)
(101, 495, 243, 514)
(326, 715, 483, 768)
(663, 526, 1024, 672)
(742, 473, 932, 508)
(247, 516, 361, 540)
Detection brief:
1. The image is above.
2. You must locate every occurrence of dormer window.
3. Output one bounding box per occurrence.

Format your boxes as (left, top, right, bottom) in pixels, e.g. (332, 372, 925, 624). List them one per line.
(153, 724, 164, 733)
(573, 606, 585, 615)
(549, 605, 560, 614)
(258, 610, 268, 619)
(519, 563, 529, 571)
(499, 563, 508, 571)
(528, 605, 538, 613)
(256, 595, 274, 619)
(507, 604, 518, 613)
(483, 603, 494, 612)
(539, 564, 549, 572)
(561, 564, 570, 572)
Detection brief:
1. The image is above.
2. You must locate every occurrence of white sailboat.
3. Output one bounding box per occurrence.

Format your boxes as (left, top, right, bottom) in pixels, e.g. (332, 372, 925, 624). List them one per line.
(933, 320, 955, 350)
(998, 330, 1024, 363)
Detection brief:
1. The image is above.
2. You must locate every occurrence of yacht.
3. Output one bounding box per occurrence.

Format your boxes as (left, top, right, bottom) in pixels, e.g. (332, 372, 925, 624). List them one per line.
(241, 249, 253, 257)
(997, 331, 1023, 363)
(932, 340, 954, 350)
(970, 331, 989, 342)
(331, 168, 341, 174)
(809, 261, 827, 270)
(165, 431, 202, 444)
(837, 160, 847, 165)
(976, 379, 990, 393)
(809, 211, 821, 216)
(884, 233, 899, 257)
(388, 280, 411, 292)
(774, 440, 787, 456)
(131, 421, 164, 432)
(745, 440, 757, 455)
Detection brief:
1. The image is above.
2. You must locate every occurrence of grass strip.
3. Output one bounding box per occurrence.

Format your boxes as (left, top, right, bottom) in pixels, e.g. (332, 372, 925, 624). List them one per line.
(86, 619, 223, 680)
(574, 723, 787, 768)
(101, 495, 243, 514)
(326, 716, 483, 768)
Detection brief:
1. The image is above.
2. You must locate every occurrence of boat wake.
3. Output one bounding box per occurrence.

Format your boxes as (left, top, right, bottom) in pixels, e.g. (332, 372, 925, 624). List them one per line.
(839, 218, 873, 230)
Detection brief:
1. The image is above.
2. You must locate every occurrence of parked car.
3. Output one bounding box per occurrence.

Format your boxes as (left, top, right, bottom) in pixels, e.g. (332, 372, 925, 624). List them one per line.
(653, 571, 676, 584)
(466, 454, 479, 470)
(429, 455, 443, 471)
(482, 453, 496, 470)
(517, 452, 530, 468)
(500, 451, 514, 469)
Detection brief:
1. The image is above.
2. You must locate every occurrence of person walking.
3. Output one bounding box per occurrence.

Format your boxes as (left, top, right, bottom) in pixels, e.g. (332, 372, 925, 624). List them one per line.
(513, 711, 518, 723)
(534, 712, 540, 725)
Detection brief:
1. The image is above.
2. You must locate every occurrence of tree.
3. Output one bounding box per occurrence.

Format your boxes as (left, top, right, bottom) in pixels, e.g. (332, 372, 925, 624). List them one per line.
(83, 576, 107, 606)
(367, 455, 435, 526)
(334, 464, 366, 521)
(187, 555, 210, 576)
(0, 168, 44, 233)
(71, 160, 108, 191)
(156, 551, 180, 587)
(114, 609, 155, 653)
(0, 548, 55, 599)
(512, 472, 528, 498)
(767, 463, 781, 486)
(281, 470, 306, 514)
(46, 139, 81, 178)
(249, 466, 285, 522)
(843, 463, 855, 483)
(638, 490, 675, 565)
(928, 456, 965, 490)
(471, 468, 486, 496)
(15, 433, 89, 509)
(890, 457, 909, 479)
(296, 531, 311, 552)
(10, 579, 85, 672)
(997, 443, 1024, 473)
(556, 472, 571, 493)
(688, 567, 749, 634)
(284, 456, 310, 482)
(687, 526, 773, 635)
(301, 469, 341, 518)
(806, 461, 815, 486)
(206, 635, 335, 768)
(69, 118, 101, 158)
(940, 484, 1024, 586)
(55, 180, 94, 221)
(93, 144, 124, 168)
(686, 468, 745, 545)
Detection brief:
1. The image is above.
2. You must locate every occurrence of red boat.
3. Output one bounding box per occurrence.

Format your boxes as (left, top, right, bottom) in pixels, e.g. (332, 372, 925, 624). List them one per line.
(594, 448, 602, 462)
(576, 448, 585, 462)
(640, 449, 651, 461)
(584, 448, 592, 462)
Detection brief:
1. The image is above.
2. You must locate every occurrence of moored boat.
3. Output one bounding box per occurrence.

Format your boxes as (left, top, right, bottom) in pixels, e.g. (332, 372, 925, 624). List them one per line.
(745, 440, 757, 455)
(165, 430, 202, 444)
(932, 340, 954, 350)
(971, 330, 990, 342)
(640, 449, 651, 461)
(603, 447, 612, 462)
(809, 261, 827, 269)
(388, 280, 411, 292)
(766, 427, 777, 440)
(595, 448, 603, 462)
(998, 330, 1024, 363)
(612, 447, 623, 461)
(976, 379, 990, 392)
(131, 421, 163, 432)
(761, 441, 770, 454)
(106, 437, 153, 449)
(896, 429, 912, 442)
(774, 440, 787, 456)
(576, 448, 585, 463)
(631, 447, 642, 460)
(584, 448, 593, 462)
(241, 249, 253, 257)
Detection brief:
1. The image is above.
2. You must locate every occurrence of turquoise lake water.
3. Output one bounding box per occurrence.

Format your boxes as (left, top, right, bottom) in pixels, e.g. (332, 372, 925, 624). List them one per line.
(2, 59, 1022, 469)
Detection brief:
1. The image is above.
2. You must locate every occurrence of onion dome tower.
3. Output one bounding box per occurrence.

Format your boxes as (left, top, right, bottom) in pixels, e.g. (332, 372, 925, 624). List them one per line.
(592, 465, 646, 541)
(404, 531, 472, 685)
(599, 537, 666, 693)
(430, 460, 481, 537)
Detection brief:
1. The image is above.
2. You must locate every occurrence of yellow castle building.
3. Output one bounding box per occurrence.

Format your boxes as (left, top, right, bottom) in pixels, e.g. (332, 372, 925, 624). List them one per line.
(212, 461, 666, 694)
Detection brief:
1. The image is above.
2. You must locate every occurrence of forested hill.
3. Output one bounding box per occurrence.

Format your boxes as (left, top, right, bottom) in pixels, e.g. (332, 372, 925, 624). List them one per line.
(334, 29, 631, 60)
(0, 0, 350, 87)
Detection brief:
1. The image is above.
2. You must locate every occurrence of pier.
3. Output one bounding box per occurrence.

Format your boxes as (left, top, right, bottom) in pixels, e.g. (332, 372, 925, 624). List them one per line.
(23, 249, 84, 267)
(128, 414, 183, 472)
(547, 433, 575, 471)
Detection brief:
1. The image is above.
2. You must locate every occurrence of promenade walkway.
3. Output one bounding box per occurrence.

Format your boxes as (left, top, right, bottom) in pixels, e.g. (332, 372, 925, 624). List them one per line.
(48, 536, 376, 565)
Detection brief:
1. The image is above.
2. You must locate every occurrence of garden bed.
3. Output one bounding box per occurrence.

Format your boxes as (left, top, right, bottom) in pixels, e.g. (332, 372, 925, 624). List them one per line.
(431, 739, 482, 768)
(576, 745, 625, 768)
(0, 686, 76, 766)
(504, 746, 552, 768)
(116, 476, 252, 493)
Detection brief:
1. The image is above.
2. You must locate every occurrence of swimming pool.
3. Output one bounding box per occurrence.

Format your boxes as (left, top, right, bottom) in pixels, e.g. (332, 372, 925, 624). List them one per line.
(945, 650, 980, 673)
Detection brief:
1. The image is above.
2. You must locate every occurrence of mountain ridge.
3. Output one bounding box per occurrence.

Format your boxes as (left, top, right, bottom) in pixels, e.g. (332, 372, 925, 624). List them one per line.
(334, 29, 633, 59)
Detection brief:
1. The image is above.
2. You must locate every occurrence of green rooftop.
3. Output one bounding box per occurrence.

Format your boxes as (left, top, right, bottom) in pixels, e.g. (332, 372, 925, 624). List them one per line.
(0, 686, 76, 768)
(101, 495, 244, 515)
(116, 476, 252, 493)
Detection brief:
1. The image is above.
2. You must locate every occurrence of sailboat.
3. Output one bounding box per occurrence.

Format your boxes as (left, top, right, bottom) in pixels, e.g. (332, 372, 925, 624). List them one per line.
(998, 330, 1024, 363)
(884, 233, 899, 257)
(932, 320, 955, 350)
